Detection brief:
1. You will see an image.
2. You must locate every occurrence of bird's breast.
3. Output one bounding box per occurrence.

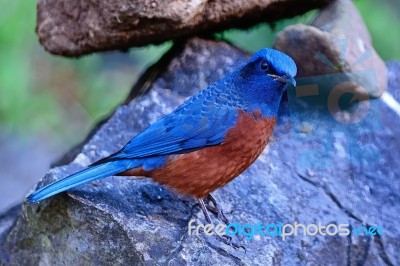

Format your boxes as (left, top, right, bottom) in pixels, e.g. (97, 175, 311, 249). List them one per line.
(149, 110, 277, 198)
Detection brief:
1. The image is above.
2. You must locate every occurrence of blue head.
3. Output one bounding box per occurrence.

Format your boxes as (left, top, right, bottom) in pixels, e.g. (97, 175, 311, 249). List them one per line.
(234, 48, 297, 116)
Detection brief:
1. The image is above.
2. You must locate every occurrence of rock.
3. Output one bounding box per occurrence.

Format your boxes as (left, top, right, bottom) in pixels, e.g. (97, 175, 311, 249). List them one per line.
(0, 206, 21, 262)
(386, 61, 400, 102)
(1, 38, 399, 265)
(36, 0, 332, 57)
(274, 0, 388, 99)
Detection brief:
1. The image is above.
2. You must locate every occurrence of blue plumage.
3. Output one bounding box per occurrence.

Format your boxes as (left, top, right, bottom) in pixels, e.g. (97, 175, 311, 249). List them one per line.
(27, 161, 132, 203)
(26, 48, 297, 204)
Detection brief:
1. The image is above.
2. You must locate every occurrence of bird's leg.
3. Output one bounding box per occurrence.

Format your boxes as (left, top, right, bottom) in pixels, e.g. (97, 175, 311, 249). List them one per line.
(197, 198, 244, 250)
(198, 199, 212, 224)
(205, 194, 229, 225)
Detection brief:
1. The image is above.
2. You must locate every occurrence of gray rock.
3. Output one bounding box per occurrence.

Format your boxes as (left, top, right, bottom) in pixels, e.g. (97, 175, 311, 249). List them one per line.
(36, 0, 332, 57)
(387, 61, 400, 102)
(274, 0, 388, 99)
(1, 38, 399, 265)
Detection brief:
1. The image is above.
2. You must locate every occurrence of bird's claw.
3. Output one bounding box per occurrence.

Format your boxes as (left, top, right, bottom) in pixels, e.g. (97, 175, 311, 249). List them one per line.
(196, 196, 246, 251)
(205, 194, 230, 225)
(218, 234, 246, 251)
(197, 194, 230, 224)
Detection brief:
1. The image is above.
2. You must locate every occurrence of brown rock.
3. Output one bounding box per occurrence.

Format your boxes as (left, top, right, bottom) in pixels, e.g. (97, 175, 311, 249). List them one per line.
(36, 0, 332, 57)
(274, 0, 388, 99)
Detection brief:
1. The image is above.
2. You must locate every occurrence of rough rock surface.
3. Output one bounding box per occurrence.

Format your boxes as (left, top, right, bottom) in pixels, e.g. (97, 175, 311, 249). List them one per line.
(36, 0, 332, 57)
(274, 0, 388, 99)
(1, 38, 399, 265)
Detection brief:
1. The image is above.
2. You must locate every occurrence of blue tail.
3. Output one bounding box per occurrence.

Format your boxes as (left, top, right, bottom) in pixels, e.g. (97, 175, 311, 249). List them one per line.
(26, 161, 131, 204)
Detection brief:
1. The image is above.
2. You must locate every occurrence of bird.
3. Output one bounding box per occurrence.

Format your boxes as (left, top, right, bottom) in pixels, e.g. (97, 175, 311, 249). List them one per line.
(26, 48, 297, 223)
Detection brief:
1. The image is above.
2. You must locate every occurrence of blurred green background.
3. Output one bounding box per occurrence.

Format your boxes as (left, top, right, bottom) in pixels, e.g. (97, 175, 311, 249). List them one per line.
(0, 0, 399, 211)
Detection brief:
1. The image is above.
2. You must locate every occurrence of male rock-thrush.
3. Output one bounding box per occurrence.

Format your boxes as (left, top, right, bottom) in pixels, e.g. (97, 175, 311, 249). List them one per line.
(27, 48, 297, 222)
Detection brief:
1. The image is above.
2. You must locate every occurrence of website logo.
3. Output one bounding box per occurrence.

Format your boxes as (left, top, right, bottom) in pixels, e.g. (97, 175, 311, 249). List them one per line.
(188, 219, 383, 241)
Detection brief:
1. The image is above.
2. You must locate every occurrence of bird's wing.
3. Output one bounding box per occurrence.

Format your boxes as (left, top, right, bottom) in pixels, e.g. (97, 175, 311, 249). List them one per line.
(107, 102, 239, 160)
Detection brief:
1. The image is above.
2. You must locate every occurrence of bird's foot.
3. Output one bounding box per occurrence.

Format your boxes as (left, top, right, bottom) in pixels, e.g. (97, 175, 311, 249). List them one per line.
(197, 197, 244, 251)
(197, 194, 229, 224)
(205, 194, 230, 225)
(217, 234, 246, 251)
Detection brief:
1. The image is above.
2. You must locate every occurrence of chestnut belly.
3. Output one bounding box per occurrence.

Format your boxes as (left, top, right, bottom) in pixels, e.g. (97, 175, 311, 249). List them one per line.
(150, 112, 276, 198)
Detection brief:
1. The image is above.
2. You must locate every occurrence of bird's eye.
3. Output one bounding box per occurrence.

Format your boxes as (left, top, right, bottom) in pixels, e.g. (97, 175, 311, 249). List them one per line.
(260, 61, 269, 72)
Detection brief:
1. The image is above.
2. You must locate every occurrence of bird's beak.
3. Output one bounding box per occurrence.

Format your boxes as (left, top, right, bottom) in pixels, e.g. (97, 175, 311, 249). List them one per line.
(285, 76, 296, 88)
(268, 74, 296, 88)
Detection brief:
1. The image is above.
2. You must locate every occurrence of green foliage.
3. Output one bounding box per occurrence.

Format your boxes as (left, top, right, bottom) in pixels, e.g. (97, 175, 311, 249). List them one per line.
(0, 0, 170, 146)
(354, 0, 400, 60)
